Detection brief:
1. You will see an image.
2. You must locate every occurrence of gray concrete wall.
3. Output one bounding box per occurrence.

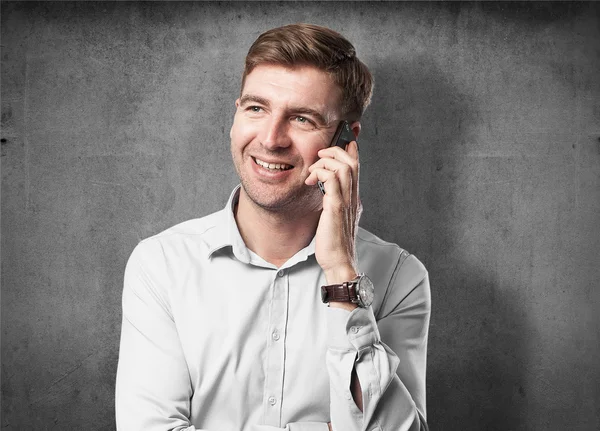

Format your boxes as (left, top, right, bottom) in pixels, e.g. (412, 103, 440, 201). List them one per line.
(2, 2, 598, 430)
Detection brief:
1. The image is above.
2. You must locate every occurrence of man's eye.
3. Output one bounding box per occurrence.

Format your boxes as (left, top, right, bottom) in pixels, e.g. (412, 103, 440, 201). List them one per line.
(249, 106, 263, 112)
(294, 116, 313, 126)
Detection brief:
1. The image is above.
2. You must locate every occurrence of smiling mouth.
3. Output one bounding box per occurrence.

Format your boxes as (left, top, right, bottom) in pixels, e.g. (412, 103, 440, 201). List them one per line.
(253, 157, 293, 171)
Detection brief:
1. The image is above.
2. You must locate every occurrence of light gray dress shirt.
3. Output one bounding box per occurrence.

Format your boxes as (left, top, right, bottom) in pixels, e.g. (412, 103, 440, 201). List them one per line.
(116, 186, 431, 431)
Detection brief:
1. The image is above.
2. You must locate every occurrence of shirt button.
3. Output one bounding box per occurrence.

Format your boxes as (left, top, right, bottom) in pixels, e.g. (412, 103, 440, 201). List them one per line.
(268, 396, 277, 406)
(272, 331, 280, 341)
(351, 326, 360, 334)
(277, 270, 285, 277)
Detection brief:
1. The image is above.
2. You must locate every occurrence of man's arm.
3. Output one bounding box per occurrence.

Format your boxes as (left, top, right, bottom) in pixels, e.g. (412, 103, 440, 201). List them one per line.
(115, 240, 197, 431)
(306, 139, 430, 430)
(326, 253, 430, 431)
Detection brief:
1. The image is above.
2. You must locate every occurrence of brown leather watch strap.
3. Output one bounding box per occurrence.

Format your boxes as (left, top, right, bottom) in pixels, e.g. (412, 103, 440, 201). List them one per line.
(321, 282, 358, 303)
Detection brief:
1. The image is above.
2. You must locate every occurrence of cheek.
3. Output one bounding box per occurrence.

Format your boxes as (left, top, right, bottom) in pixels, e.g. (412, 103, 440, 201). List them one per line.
(304, 133, 330, 159)
(231, 114, 262, 147)
(230, 118, 249, 150)
(298, 143, 325, 168)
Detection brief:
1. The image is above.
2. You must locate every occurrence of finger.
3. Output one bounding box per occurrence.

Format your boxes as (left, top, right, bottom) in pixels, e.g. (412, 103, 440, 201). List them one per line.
(346, 141, 360, 218)
(319, 141, 360, 217)
(305, 168, 347, 208)
(308, 157, 351, 177)
(307, 159, 353, 204)
(318, 142, 359, 183)
(318, 142, 359, 165)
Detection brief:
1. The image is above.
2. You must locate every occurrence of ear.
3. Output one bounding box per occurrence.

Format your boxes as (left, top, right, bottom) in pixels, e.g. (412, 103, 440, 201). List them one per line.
(235, 98, 240, 108)
(349, 121, 361, 139)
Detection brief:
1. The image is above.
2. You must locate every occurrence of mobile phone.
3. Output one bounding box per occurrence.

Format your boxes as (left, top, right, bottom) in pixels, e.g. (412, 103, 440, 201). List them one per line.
(330, 120, 356, 150)
(318, 121, 356, 194)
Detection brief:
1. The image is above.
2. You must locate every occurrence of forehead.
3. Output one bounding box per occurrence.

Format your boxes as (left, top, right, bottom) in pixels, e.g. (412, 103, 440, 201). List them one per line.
(241, 64, 343, 116)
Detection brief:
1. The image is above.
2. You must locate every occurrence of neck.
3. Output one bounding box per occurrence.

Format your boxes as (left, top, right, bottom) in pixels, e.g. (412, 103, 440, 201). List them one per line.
(234, 189, 321, 268)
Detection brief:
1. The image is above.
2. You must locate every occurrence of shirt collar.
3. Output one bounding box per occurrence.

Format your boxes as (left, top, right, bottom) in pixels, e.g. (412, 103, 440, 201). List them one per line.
(206, 185, 249, 263)
(207, 185, 316, 268)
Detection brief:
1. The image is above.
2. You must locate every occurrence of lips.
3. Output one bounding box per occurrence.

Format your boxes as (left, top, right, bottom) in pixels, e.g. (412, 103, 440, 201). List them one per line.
(253, 157, 293, 171)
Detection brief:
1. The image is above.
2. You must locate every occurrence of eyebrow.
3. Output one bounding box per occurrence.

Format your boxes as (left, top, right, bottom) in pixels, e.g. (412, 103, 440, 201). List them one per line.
(239, 94, 332, 126)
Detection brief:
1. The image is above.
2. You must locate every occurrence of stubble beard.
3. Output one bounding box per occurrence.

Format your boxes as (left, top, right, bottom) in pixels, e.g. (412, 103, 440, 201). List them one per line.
(239, 174, 322, 216)
(232, 146, 323, 216)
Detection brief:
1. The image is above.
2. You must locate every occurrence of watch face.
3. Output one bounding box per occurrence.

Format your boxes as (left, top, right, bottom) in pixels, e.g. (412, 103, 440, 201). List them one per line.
(357, 275, 374, 307)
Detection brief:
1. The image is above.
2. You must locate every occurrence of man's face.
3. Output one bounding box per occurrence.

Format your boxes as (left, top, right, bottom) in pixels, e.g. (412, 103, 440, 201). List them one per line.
(230, 64, 344, 213)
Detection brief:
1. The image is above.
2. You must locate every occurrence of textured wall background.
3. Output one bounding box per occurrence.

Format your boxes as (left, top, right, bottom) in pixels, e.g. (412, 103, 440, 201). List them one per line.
(2, 2, 599, 430)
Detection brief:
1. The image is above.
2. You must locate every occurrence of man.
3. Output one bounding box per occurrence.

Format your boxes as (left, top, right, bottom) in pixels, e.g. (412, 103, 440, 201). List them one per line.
(116, 24, 430, 431)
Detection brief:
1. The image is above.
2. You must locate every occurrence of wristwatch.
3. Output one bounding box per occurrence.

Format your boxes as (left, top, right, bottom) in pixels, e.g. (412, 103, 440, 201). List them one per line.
(321, 274, 374, 308)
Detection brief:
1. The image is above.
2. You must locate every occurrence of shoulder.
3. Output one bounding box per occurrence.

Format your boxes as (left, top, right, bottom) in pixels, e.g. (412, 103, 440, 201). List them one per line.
(356, 226, 427, 278)
(356, 227, 429, 316)
(128, 209, 227, 266)
(150, 210, 225, 242)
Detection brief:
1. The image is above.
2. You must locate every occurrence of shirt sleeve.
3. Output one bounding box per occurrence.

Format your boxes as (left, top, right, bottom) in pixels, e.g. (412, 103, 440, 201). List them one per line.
(115, 239, 200, 431)
(325, 254, 431, 431)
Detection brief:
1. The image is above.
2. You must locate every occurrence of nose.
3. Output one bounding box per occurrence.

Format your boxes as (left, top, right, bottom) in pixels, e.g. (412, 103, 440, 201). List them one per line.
(260, 116, 292, 150)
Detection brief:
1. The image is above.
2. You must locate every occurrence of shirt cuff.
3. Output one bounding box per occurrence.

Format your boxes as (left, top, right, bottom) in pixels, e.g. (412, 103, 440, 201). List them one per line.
(327, 306, 381, 353)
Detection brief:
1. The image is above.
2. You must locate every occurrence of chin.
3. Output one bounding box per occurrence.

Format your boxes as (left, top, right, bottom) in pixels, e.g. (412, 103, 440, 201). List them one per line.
(242, 181, 322, 213)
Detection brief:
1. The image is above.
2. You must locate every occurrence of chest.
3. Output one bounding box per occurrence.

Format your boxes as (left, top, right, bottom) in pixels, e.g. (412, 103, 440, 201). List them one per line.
(166, 258, 331, 405)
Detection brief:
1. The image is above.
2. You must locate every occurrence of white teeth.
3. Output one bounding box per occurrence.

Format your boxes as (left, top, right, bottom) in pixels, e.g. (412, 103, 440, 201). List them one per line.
(255, 158, 291, 171)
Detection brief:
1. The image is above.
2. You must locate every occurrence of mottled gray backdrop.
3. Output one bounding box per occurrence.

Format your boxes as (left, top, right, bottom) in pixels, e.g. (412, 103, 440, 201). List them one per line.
(2, 2, 599, 430)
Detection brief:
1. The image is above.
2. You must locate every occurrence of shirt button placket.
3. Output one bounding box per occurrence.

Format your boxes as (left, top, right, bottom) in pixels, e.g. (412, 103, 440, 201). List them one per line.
(263, 269, 287, 426)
